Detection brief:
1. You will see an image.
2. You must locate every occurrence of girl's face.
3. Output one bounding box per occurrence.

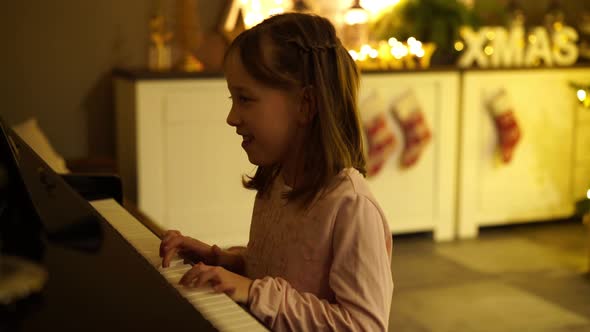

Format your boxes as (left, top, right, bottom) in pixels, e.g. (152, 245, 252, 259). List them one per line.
(225, 50, 304, 168)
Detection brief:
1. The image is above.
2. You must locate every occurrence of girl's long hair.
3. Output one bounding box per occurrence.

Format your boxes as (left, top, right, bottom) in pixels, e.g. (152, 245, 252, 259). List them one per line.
(224, 13, 366, 205)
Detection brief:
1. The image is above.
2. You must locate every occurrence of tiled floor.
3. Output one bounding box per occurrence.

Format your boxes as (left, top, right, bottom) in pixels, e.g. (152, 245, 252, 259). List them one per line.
(388, 220, 590, 332)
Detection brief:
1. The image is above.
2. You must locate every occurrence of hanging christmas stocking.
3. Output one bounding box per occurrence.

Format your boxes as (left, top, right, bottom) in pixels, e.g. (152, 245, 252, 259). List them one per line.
(390, 90, 431, 168)
(360, 90, 397, 177)
(487, 89, 521, 163)
(364, 113, 397, 177)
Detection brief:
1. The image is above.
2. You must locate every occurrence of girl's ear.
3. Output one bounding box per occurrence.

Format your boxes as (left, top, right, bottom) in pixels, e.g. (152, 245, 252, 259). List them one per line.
(297, 86, 316, 126)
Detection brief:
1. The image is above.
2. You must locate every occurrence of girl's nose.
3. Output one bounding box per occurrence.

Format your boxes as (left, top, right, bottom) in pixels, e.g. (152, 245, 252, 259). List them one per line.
(226, 106, 241, 127)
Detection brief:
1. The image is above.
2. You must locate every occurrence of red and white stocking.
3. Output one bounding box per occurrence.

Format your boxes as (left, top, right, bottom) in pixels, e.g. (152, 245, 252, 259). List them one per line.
(487, 90, 521, 163)
(364, 112, 396, 177)
(391, 90, 431, 168)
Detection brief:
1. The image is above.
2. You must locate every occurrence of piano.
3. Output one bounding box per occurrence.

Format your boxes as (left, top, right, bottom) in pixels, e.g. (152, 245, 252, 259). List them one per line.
(0, 119, 267, 331)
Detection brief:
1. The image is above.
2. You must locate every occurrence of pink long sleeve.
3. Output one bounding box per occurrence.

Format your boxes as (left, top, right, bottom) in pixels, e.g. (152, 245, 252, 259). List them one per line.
(246, 170, 393, 331)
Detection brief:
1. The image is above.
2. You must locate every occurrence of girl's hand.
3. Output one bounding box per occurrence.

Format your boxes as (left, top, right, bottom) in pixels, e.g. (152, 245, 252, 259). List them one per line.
(159, 230, 220, 267)
(179, 262, 253, 304)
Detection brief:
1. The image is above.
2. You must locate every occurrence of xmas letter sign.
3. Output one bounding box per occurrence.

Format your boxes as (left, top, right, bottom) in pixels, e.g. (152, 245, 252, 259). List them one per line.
(458, 26, 578, 68)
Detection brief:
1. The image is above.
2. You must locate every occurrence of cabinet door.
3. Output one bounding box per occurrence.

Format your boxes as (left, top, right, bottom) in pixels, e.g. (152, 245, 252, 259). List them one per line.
(459, 69, 590, 237)
(137, 79, 255, 247)
(574, 105, 590, 200)
(360, 72, 459, 241)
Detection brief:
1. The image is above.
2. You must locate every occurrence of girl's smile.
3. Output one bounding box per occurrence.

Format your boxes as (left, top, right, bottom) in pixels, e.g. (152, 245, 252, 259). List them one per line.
(240, 133, 254, 149)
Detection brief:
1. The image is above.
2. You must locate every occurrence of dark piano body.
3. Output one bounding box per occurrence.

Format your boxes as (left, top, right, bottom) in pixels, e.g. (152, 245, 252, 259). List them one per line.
(0, 120, 218, 331)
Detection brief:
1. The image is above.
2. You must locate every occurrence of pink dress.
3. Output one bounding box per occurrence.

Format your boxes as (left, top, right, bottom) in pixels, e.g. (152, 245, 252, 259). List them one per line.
(245, 168, 393, 331)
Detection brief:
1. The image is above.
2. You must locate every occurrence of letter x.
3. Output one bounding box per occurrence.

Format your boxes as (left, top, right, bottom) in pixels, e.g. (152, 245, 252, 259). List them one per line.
(458, 27, 489, 68)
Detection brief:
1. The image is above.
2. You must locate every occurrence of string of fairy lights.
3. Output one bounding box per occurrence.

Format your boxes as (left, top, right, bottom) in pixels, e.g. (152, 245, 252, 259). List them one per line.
(236, 0, 427, 69)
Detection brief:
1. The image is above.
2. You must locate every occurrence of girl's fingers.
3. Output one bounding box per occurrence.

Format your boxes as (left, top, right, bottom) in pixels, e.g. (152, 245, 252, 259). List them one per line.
(213, 282, 236, 296)
(162, 248, 178, 268)
(179, 263, 211, 286)
(194, 266, 220, 288)
(160, 230, 181, 257)
(179, 264, 199, 286)
(161, 230, 181, 243)
(161, 236, 185, 267)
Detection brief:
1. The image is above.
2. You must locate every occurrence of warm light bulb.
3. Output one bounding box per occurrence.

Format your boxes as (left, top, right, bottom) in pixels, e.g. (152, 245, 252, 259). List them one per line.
(360, 0, 400, 15)
(528, 35, 537, 44)
(484, 46, 494, 55)
(244, 12, 264, 28)
(268, 7, 284, 15)
(407, 37, 423, 55)
(360, 44, 372, 55)
(345, 8, 369, 25)
(390, 43, 408, 59)
(578, 89, 587, 102)
(587, 188, 590, 199)
(454, 41, 464, 51)
(348, 50, 359, 61)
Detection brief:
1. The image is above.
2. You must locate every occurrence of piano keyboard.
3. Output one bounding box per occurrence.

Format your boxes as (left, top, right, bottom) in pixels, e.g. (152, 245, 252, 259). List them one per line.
(90, 199, 268, 332)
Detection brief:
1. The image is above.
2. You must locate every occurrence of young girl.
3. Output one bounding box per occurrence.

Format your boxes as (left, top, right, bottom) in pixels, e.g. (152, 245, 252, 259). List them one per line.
(159, 13, 393, 331)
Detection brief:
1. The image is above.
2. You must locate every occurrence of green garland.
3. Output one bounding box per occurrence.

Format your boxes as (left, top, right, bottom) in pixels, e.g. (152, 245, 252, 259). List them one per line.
(371, 0, 479, 64)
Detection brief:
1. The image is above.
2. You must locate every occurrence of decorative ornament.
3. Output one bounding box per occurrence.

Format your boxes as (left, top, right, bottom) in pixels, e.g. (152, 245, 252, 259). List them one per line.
(148, 14, 173, 71)
(390, 90, 431, 168)
(370, 0, 476, 65)
(365, 113, 396, 177)
(218, 0, 289, 42)
(341, 0, 369, 51)
(218, 0, 247, 41)
(349, 37, 436, 71)
(458, 25, 579, 68)
(361, 91, 396, 177)
(486, 89, 521, 163)
(176, 0, 204, 72)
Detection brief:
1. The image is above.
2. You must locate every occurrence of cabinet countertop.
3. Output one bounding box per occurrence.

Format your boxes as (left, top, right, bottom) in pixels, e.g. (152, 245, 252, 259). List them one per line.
(113, 62, 590, 81)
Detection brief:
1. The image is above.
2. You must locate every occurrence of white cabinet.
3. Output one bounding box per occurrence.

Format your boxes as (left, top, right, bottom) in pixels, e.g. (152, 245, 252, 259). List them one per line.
(115, 71, 460, 245)
(114, 67, 589, 244)
(458, 68, 590, 238)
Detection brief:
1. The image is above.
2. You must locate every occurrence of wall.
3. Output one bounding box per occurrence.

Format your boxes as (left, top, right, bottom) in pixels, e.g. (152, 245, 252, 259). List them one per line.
(0, 0, 225, 159)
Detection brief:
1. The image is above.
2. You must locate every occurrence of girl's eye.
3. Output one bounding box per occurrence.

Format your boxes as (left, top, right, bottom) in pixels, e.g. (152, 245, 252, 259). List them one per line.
(229, 95, 252, 103)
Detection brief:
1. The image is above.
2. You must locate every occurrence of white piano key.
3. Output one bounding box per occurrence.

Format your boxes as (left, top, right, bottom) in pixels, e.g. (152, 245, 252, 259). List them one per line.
(91, 199, 268, 331)
(160, 264, 192, 275)
(193, 294, 229, 307)
(193, 301, 237, 315)
(204, 305, 247, 318)
(182, 288, 215, 298)
(214, 317, 266, 331)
